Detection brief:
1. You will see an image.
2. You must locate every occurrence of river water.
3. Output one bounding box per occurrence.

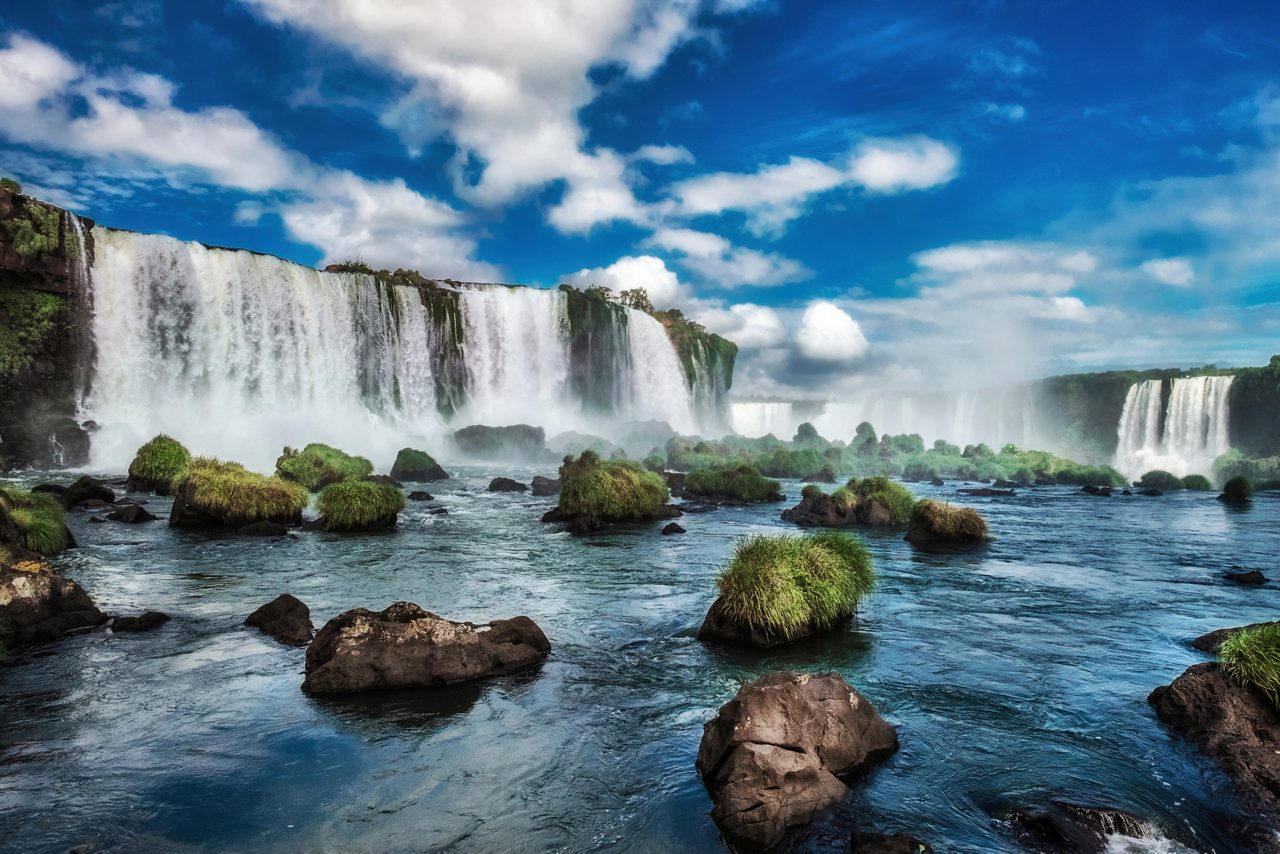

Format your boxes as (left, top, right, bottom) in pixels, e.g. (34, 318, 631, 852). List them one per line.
(1, 469, 1276, 852)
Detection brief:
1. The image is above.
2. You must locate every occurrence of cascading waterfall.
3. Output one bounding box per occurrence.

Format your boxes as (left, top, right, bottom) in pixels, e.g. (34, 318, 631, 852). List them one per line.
(1113, 376, 1234, 479)
(82, 229, 710, 468)
(730, 401, 800, 439)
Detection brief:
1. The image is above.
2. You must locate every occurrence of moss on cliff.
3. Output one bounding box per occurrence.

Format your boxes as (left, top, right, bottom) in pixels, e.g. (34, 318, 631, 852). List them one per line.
(651, 308, 737, 392)
(0, 288, 67, 379)
(2, 201, 60, 258)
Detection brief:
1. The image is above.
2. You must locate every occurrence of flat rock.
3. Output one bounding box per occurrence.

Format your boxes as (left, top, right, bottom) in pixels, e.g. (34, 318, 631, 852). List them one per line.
(696, 671, 898, 851)
(112, 611, 170, 632)
(302, 602, 550, 694)
(245, 594, 313, 646)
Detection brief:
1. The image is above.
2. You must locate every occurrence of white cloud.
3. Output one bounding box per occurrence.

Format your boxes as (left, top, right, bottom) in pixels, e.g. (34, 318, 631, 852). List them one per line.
(630, 143, 694, 165)
(698, 302, 787, 349)
(646, 227, 811, 287)
(982, 102, 1027, 123)
(848, 136, 959, 194)
(795, 300, 869, 362)
(562, 254, 683, 308)
(910, 241, 1097, 297)
(1141, 257, 1195, 286)
(0, 34, 77, 109)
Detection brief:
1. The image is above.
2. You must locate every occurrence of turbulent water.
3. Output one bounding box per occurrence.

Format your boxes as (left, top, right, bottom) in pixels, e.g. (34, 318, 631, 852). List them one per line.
(1114, 377, 1234, 480)
(82, 229, 711, 469)
(1, 470, 1274, 853)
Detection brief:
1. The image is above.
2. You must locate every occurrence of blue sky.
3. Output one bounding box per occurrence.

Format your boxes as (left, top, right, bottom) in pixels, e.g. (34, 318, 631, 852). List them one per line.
(1, 0, 1279, 398)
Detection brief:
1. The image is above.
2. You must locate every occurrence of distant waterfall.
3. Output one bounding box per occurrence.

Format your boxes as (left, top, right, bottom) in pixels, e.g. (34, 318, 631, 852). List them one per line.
(1113, 376, 1234, 479)
(731, 402, 799, 438)
(82, 228, 709, 468)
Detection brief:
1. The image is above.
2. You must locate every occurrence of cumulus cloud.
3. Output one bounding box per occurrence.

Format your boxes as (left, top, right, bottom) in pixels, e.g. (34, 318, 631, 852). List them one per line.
(848, 136, 960, 194)
(697, 302, 787, 349)
(795, 301, 869, 363)
(1141, 257, 1195, 286)
(646, 227, 811, 287)
(562, 254, 684, 307)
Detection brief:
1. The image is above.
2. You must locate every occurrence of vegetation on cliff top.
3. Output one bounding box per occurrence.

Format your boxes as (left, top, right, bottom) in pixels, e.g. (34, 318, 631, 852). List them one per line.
(2, 197, 61, 257)
(317, 479, 405, 531)
(557, 450, 670, 523)
(0, 177, 20, 194)
(174, 458, 308, 525)
(0, 487, 70, 556)
(1220, 623, 1280, 709)
(0, 288, 66, 380)
(276, 443, 373, 492)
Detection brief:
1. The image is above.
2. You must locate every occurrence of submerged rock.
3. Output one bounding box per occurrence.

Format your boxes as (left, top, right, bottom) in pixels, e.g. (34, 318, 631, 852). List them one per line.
(488, 477, 528, 493)
(112, 611, 170, 632)
(0, 547, 106, 646)
(302, 602, 550, 693)
(1006, 800, 1157, 853)
(407, 491, 434, 501)
(957, 487, 1015, 497)
(531, 475, 561, 497)
(661, 522, 685, 535)
(850, 830, 934, 853)
(697, 672, 898, 852)
(1224, 568, 1267, 586)
(428, 507, 449, 515)
(60, 475, 115, 509)
(1149, 663, 1280, 819)
(1081, 485, 1112, 497)
(245, 594, 313, 646)
(237, 521, 292, 537)
(106, 504, 157, 523)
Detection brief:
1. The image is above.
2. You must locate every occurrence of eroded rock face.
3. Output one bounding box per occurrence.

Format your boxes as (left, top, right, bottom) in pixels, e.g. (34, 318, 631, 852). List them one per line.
(1149, 663, 1280, 819)
(1007, 800, 1156, 853)
(0, 547, 106, 646)
(245, 594, 313, 646)
(696, 671, 899, 851)
(302, 602, 550, 694)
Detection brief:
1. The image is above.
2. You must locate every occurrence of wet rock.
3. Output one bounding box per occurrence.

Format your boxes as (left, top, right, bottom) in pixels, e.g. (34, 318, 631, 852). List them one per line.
(302, 602, 550, 693)
(851, 830, 934, 853)
(781, 492, 895, 529)
(61, 475, 115, 509)
(531, 475, 561, 497)
(1192, 622, 1280, 654)
(76, 498, 114, 510)
(1140, 488, 1163, 496)
(245, 594, 313, 646)
(992, 479, 1022, 489)
(31, 483, 65, 495)
(112, 611, 170, 632)
(106, 504, 156, 523)
(801, 470, 837, 484)
(696, 671, 898, 851)
(0, 546, 106, 645)
(661, 522, 685, 535)
(237, 521, 292, 537)
(1007, 800, 1156, 853)
(929, 477, 944, 487)
(1081, 485, 1112, 497)
(957, 488, 1015, 497)
(1149, 663, 1280, 818)
(1224, 568, 1267, 586)
(428, 507, 449, 515)
(488, 477, 528, 493)
(407, 491, 434, 501)
(540, 503, 681, 535)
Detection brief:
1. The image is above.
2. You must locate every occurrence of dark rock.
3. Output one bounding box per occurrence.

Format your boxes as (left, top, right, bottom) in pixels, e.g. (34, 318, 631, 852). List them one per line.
(112, 611, 170, 632)
(541, 502, 681, 534)
(75, 498, 114, 510)
(696, 672, 899, 851)
(88, 516, 105, 523)
(1149, 662, 1280, 818)
(61, 475, 115, 508)
(851, 830, 934, 853)
(237, 521, 292, 537)
(661, 522, 685, 535)
(452, 424, 547, 461)
(698, 595, 853, 648)
(428, 507, 449, 515)
(1035, 476, 1058, 486)
(389, 453, 448, 482)
(1140, 488, 1163, 496)
(1192, 622, 1280, 654)
(958, 488, 1015, 497)
(1081, 485, 1112, 497)
(531, 475, 561, 497)
(1007, 800, 1156, 853)
(407, 491, 434, 501)
(781, 492, 896, 529)
(302, 602, 550, 693)
(245, 594, 313, 646)
(993, 479, 1022, 489)
(0, 546, 106, 645)
(31, 483, 65, 495)
(488, 477, 528, 493)
(801, 470, 837, 483)
(929, 477, 944, 487)
(106, 504, 156, 523)
(170, 480, 302, 529)
(663, 471, 686, 491)
(1121, 489, 1133, 495)
(1225, 569, 1267, 586)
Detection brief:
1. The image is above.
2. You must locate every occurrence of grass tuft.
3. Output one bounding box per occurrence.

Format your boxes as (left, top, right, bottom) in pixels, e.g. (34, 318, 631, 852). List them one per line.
(317, 479, 405, 531)
(389, 447, 445, 480)
(909, 499, 989, 542)
(128, 434, 191, 488)
(0, 488, 69, 556)
(846, 475, 915, 525)
(684, 464, 780, 502)
(174, 457, 308, 525)
(1220, 623, 1280, 708)
(715, 531, 874, 641)
(557, 450, 670, 523)
(276, 443, 373, 491)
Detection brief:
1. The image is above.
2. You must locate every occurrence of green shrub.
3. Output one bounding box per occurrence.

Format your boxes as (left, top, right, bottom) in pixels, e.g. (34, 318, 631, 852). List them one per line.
(685, 464, 780, 502)
(1221, 475, 1253, 504)
(908, 499, 989, 542)
(1220, 623, 1280, 708)
(276, 443, 373, 491)
(800, 483, 824, 501)
(127, 434, 191, 489)
(3, 201, 60, 257)
(756, 447, 826, 479)
(0, 177, 20, 194)
(1138, 470, 1183, 491)
(902, 460, 938, 482)
(558, 451, 669, 523)
(714, 531, 874, 641)
(1181, 474, 1213, 491)
(642, 453, 666, 472)
(846, 475, 915, 525)
(0, 488, 69, 556)
(174, 457, 308, 525)
(317, 479, 405, 531)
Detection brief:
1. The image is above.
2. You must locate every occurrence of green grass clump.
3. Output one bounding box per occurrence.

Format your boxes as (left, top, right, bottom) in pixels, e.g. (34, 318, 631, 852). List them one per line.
(684, 464, 780, 502)
(642, 453, 666, 473)
(127, 434, 191, 489)
(909, 499, 989, 542)
(715, 531, 875, 641)
(174, 457, 308, 525)
(1137, 470, 1183, 491)
(1220, 623, 1280, 708)
(846, 475, 915, 525)
(557, 451, 670, 523)
(3, 201, 60, 257)
(317, 479, 405, 531)
(0, 487, 69, 556)
(389, 447, 446, 480)
(1221, 475, 1253, 504)
(1181, 474, 1213, 491)
(276, 443, 373, 491)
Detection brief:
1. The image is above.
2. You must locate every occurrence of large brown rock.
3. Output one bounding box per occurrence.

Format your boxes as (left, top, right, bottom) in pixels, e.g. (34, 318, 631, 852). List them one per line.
(0, 546, 106, 645)
(245, 594, 314, 646)
(781, 493, 895, 529)
(302, 602, 550, 693)
(1192, 622, 1280, 654)
(696, 671, 899, 851)
(1006, 800, 1156, 853)
(1149, 663, 1280, 819)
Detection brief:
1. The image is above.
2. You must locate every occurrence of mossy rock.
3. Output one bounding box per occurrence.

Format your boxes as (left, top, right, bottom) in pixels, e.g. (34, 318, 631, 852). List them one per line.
(1219, 475, 1253, 506)
(170, 457, 308, 528)
(905, 499, 989, 546)
(276, 443, 373, 492)
(1137, 470, 1183, 491)
(1181, 474, 1213, 491)
(389, 447, 448, 482)
(317, 479, 405, 532)
(127, 434, 191, 494)
(684, 464, 782, 503)
(0, 487, 74, 556)
(546, 450, 674, 533)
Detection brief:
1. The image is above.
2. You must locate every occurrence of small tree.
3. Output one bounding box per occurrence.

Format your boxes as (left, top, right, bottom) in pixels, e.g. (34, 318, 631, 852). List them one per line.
(618, 287, 654, 313)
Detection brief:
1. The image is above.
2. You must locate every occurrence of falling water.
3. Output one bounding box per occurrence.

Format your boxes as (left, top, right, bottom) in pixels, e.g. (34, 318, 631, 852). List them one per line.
(730, 401, 800, 438)
(1113, 376, 1234, 479)
(623, 310, 697, 435)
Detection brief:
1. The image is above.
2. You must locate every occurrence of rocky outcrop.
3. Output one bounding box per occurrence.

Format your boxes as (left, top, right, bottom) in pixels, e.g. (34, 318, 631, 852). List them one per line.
(662, 522, 685, 535)
(488, 477, 528, 493)
(541, 502, 681, 535)
(302, 602, 550, 693)
(781, 492, 894, 529)
(106, 504, 156, 523)
(60, 475, 115, 509)
(1192, 622, 1280, 654)
(1006, 800, 1157, 853)
(531, 475, 561, 496)
(452, 424, 547, 461)
(696, 671, 898, 851)
(1224, 568, 1267, 585)
(0, 546, 106, 645)
(1148, 663, 1280, 819)
(245, 594, 313, 646)
(112, 611, 170, 632)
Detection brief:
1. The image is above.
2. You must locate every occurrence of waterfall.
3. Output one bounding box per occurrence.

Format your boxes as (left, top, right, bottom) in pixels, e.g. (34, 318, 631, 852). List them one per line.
(1113, 376, 1234, 479)
(81, 228, 709, 469)
(731, 402, 798, 438)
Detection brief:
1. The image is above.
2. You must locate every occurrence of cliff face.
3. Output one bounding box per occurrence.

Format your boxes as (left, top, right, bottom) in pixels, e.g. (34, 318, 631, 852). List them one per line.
(0, 186, 95, 470)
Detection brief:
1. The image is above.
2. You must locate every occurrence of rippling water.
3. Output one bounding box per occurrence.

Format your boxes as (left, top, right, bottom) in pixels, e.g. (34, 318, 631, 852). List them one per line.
(1, 469, 1276, 853)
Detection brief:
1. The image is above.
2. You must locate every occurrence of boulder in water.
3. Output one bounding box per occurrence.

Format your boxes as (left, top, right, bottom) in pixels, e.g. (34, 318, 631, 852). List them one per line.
(661, 522, 685, 535)
(488, 477, 528, 493)
(245, 594, 313, 646)
(428, 507, 449, 515)
(696, 671, 898, 851)
(316, 479, 404, 532)
(112, 611, 170, 632)
(106, 504, 156, 523)
(851, 830, 934, 853)
(452, 424, 547, 461)
(170, 458, 307, 529)
(389, 447, 449, 482)
(407, 491, 434, 501)
(531, 475, 561, 496)
(1081, 485, 1112, 497)
(1225, 568, 1267, 586)
(904, 499, 989, 545)
(0, 545, 106, 645)
(957, 487, 1015, 497)
(302, 602, 550, 693)
(126, 434, 190, 494)
(61, 475, 115, 509)
(1006, 800, 1157, 853)
(1192, 621, 1280, 654)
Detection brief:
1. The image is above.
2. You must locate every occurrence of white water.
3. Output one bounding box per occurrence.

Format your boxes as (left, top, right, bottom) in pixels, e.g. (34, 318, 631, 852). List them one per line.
(1113, 376, 1234, 480)
(83, 228, 705, 469)
(730, 401, 799, 439)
